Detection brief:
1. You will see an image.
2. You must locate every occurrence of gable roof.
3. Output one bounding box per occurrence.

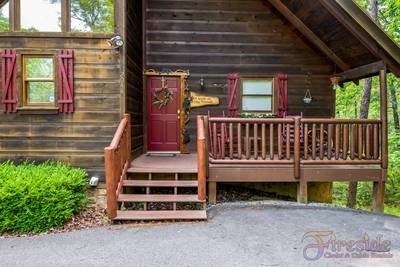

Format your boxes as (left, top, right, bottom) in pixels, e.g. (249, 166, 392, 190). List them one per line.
(268, 0, 400, 78)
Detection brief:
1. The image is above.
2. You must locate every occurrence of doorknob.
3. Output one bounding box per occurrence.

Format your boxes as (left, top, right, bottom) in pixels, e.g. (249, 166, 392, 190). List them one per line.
(177, 109, 181, 115)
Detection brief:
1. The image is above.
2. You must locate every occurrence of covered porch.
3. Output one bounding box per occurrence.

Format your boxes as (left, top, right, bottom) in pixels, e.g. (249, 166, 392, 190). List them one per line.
(103, 0, 400, 221)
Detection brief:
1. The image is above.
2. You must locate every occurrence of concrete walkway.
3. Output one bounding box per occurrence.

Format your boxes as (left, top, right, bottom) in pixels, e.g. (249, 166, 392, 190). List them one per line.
(1, 201, 399, 267)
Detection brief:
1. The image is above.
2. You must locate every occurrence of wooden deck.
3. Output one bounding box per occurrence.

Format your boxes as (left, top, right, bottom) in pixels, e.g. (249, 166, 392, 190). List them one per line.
(209, 163, 382, 182)
(129, 153, 197, 173)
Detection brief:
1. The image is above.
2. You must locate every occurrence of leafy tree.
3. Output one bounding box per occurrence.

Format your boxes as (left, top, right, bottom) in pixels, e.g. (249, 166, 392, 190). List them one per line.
(335, 0, 400, 213)
(0, 1, 9, 32)
(70, 0, 114, 32)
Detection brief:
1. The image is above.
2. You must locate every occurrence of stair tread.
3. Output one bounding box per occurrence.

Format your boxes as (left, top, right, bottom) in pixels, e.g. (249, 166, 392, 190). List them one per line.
(114, 210, 207, 220)
(123, 180, 198, 187)
(118, 194, 205, 203)
(128, 167, 197, 174)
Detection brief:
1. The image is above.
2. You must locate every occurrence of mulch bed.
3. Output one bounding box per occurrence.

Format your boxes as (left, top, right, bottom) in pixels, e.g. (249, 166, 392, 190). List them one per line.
(0, 207, 108, 238)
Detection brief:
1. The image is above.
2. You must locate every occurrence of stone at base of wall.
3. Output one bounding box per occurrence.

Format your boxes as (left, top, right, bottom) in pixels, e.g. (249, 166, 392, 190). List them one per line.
(87, 183, 107, 209)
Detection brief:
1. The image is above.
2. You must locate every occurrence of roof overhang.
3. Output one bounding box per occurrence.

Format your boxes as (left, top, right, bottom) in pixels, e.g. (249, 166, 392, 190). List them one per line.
(267, 0, 400, 80)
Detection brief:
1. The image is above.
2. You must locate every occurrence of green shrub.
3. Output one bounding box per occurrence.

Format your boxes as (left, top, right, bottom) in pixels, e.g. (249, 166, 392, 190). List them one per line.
(0, 161, 88, 233)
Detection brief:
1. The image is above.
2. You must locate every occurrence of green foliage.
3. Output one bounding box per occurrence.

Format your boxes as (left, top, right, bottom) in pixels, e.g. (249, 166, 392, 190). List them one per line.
(333, 0, 400, 214)
(239, 113, 275, 118)
(0, 2, 9, 32)
(0, 161, 88, 233)
(70, 0, 114, 32)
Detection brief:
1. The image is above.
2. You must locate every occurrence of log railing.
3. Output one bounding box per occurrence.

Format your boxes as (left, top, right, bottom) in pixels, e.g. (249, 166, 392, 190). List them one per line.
(206, 116, 382, 176)
(104, 114, 131, 219)
(208, 117, 297, 164)
(301, 119, 382, 165)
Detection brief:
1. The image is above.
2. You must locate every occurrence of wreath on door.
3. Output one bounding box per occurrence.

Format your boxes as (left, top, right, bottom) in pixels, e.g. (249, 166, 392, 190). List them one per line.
(153, 77, 173, 109)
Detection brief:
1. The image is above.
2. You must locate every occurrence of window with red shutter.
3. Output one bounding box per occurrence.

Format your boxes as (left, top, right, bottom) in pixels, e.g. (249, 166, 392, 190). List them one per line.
(57, 49, 74, 113)
(1, 49, 17, 113)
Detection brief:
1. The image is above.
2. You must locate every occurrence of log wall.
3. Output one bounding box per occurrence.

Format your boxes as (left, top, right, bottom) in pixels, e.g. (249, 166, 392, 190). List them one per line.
(126, 0, 144, 157)
(0, 33, 121, 177)
(144, 0, 335, 150)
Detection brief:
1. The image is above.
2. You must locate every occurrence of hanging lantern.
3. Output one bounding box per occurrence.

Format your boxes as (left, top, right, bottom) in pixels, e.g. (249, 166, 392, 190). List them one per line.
(303, 89, 313, 104)
(330, 76, 340, 90)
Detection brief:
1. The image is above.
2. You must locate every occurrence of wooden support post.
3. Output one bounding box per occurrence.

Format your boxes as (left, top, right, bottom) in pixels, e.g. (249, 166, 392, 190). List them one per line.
(197, 116, 207, 202)
(372, 180, 385, 213)
(297, 179, 308, 204)
(204, 116, 210, 177)
(125, 113, 132, 163)
(61, 0, 71, 32)
(10, 0, 21, 32)
(104, 148, 117, 219)
(208, 181, 217, 205)
(372, 68, 388, 212)
(294, 117, 300, 179)
(380, 69, 388, 170)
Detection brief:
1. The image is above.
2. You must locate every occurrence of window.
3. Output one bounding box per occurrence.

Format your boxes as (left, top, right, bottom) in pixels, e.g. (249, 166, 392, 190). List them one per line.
(71, 0, 114, 32)
(0, 0, 114, 33)
(0, 1, 9, 32)
(22, 56, 56, 107)
(241, 78, 274, 113)
(20, 0, 61, 32)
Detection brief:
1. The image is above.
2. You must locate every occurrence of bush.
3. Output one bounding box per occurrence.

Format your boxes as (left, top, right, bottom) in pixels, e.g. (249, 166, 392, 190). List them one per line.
(0, 161, 88, 233)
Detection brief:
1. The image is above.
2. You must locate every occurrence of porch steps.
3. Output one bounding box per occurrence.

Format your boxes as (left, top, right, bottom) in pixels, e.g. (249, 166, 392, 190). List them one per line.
(118, 194, 204, 203)
(122, 180, 198, 187)
(115, 210, 207, 221)
(113, 154, 207, 221)
(127, 167, 197, 173)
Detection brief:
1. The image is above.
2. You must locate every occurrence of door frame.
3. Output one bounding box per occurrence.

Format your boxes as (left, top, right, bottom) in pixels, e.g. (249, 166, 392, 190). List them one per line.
(143, 69, 190, 154)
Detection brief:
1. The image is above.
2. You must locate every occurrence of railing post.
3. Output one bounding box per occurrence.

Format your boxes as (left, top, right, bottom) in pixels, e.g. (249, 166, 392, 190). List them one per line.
(104, 148, 117, 219)
(124, 113, 132, 163)
(372, 68, 388, 212)
(197, 115, 207, 201)
(294, 117, 301, 179)
(204, 115, 210, 177)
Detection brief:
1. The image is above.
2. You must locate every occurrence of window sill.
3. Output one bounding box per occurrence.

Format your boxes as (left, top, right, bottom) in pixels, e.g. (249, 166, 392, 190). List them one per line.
(0, 32, 114, 39)
(17, 107, 59, 115)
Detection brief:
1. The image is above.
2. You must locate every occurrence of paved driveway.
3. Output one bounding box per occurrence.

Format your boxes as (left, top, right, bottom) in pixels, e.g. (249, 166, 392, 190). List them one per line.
(1, 201, 399, 267)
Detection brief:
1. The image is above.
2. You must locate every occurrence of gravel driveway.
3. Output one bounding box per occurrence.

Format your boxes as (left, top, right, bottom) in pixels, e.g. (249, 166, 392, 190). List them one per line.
(1, 201, 399, 267)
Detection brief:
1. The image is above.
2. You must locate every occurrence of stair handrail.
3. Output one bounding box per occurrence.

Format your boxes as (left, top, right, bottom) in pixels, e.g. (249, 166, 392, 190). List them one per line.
(104, 113, 131, 219)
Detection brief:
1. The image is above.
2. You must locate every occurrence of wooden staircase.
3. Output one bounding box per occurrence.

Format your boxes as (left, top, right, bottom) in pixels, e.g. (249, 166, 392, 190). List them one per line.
(104, 114, 208, 221)
(114, 166, 207, 220)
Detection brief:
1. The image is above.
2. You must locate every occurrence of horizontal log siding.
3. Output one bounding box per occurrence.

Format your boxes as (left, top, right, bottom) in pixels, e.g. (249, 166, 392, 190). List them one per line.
(126, 0, 144, 158)
(145, 0, 335, 150)
(0, 35, 121, 178)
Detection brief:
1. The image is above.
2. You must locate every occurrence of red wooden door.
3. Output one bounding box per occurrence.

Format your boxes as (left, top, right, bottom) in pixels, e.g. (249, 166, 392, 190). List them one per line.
(147, 76, 181, 152)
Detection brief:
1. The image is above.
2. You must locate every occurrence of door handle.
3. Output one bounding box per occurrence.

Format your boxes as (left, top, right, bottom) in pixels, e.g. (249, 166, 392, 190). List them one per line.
(177, 109, 181, 115)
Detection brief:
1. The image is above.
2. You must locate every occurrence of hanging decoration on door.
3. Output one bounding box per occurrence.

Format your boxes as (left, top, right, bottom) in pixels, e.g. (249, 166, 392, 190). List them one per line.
(153, 77, 174, 109)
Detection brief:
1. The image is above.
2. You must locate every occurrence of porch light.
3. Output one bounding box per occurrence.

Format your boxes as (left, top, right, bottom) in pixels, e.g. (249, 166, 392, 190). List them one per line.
(330, 76, 340, 90)
(200, 76, 205, 90)
(303, 89, 313, 104)
(108, 35, 124, 49)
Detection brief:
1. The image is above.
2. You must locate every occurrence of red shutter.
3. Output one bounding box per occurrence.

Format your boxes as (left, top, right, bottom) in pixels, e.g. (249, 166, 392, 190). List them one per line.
(227, 73, 239, 117)
(277, 73, 288, 118)
(57, 49, 74, 113)
(1, 49, 17, 113)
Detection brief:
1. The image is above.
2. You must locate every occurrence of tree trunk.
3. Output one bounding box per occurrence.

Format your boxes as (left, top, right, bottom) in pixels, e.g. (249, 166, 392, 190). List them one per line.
(347, 0, 378, 209)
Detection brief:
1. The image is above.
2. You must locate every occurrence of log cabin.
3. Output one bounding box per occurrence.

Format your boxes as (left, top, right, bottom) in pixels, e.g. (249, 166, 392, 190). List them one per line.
(0, 0, 399, 221)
